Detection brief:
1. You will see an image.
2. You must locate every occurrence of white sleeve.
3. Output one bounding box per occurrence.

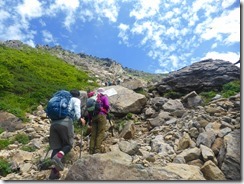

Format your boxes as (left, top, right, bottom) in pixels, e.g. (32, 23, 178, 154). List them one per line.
(68, 98, 81, 120)
(73, 98, 81, 120)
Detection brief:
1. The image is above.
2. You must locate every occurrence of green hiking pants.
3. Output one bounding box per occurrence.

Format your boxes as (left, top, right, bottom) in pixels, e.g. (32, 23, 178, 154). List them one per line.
(89, 114, 107, 154)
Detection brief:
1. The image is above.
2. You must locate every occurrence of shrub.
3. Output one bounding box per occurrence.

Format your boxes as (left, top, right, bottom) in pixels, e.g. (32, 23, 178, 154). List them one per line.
(126, 113, 133, 119)
(116, 119, 126, 132)
(37, 158, 52, 171)
(0, 139, 12, 150)
(200, 80, 240, 103)
(0, 158, 12, 177)
(0, 128, 4, 134)
(221, 80, 240, 98)
(14, 133, 30, 145)
(199, 91, 217, 104)
(163, 90, 183, 99)
(134, 88, 148, 97)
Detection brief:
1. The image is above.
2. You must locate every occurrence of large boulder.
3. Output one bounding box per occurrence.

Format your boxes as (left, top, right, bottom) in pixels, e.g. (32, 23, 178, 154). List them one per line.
(221, 129, 241, 180)
(120, 78, 145, 90)
(157, 59, 240, 94)
(65, 154, 205, 180)
(103, 86, 147, 116)
(0, 111, 24, 132)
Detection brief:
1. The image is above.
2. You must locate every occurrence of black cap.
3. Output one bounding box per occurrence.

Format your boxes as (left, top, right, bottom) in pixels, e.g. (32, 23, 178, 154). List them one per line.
(70, 89, 80, 97)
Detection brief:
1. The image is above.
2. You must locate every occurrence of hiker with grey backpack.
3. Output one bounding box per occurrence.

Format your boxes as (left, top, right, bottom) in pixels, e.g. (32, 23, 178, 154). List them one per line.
(46, 89, 86, 180)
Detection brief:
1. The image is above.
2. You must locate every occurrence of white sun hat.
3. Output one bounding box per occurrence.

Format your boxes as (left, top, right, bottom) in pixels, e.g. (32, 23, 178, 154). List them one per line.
(97, 87, 106, 94)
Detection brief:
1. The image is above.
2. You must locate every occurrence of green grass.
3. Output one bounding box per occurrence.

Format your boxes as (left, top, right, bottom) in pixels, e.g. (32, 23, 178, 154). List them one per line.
(21, 145, 37, 152)
(0, 133, 30, 150)
(0, 44, 98, 120)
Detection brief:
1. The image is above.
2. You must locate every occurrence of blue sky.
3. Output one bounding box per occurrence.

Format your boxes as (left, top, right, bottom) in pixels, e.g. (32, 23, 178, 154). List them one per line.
(0, 0, 240, 74)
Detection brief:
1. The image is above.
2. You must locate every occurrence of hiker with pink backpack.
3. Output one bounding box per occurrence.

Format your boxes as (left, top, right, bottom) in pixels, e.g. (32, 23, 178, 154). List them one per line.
(86, 88, 110, 154)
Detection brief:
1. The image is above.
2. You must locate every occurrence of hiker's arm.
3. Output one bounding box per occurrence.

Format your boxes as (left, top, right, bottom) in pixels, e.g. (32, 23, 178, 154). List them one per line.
(102, 96, 110, 111)
(73, 98, 81, 120)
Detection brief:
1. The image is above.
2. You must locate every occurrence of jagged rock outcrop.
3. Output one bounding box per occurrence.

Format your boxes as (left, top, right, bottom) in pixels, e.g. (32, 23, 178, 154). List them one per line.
(156, 59, 240, 95)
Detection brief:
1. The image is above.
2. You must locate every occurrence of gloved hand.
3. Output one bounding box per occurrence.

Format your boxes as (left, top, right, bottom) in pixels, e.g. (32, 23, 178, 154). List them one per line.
(100, 107, 107, 114)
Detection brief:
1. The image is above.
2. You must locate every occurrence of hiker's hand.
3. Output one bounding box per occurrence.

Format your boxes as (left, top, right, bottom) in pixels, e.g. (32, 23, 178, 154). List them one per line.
(80, 118, 86, 126)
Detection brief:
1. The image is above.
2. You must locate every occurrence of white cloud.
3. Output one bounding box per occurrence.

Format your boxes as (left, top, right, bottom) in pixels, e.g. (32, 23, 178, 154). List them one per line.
(180, 28, 188, 36)
(169, 55, 179, 68)
(119, 23, 129, 31)
(211, 43, 217, 49)
(199, 8, 239, 44)
(0, 2, 37, 46)
(171, 0, 181, 4)
(192, 0, 218, 15)
(163, 11, 174, 20)
(48, 0, 79, 13)
(165, 27, 179, 39)
(201, 51, 240, 64)
(39, 19, 46, 27)
(222, 0, 236, 9)
(129, 0, 160, 20)
(0, 10, 10, 21)
(79, 9, 94, 22)
(91, 0, 119, 23)
(25, 39, 35, 47)
(64, 12, 76, 30)
(0, 1, 5, 7)
(155, 68, 168, 74)
(47, 0, 80, 30)
(42, 30, 56, 44)
(118, 23, 130, 45)
(16, 0, 43, 18)
(3, 25, 24, 40)
(77, 0, 119, 24)
(0, 22, 36, 46)
(188, 13, 199, 27)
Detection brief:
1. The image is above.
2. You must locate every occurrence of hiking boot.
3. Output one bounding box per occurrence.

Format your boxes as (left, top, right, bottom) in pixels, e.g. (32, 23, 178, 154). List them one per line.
(49, 168, 61, 180)
(52, 154, 64, 171)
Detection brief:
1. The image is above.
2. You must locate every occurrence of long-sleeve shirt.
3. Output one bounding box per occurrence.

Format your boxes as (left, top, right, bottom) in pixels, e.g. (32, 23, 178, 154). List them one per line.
(68, 97, 81, 120)
(99, 94, 109, 115)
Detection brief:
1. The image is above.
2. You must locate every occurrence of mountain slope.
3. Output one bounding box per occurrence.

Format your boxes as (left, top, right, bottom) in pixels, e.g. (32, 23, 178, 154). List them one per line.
(0, 44, 97, 119)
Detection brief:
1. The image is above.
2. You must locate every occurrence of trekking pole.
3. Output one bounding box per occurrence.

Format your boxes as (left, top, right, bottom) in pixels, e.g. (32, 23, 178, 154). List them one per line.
(79, 128, 83, 159)
(107, 113, 114, 137)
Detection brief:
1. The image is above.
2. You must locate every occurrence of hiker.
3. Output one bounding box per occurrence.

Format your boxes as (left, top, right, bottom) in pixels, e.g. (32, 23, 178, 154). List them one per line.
(48, 89, 86, 180)
(86, 87, 110, 154)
